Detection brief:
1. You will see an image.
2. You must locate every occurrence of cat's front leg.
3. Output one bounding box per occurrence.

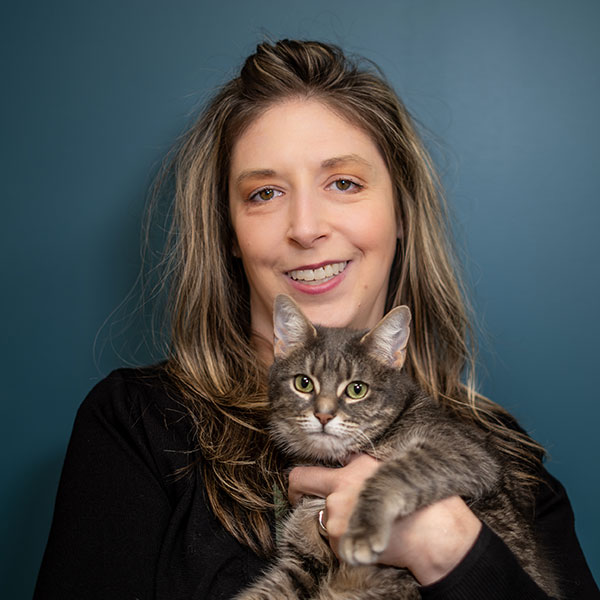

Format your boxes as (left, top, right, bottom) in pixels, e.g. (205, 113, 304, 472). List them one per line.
(336, 461, 403, 565)
(338, 439, 499, 566)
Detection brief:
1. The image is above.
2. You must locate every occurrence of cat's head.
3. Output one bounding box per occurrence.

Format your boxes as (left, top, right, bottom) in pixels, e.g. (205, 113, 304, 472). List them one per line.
(268, 294, 413, 463)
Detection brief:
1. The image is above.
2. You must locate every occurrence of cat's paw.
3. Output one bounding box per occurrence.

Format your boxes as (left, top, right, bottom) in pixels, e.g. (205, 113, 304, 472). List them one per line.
(338, 526, 390, 566)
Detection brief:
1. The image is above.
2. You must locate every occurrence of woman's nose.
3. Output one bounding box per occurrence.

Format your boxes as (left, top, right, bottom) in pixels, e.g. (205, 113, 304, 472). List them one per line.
(286, 192, 330, 248)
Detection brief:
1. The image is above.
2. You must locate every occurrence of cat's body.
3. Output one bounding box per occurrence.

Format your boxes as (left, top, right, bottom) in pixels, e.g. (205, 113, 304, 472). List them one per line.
(235, 296, 559, 600)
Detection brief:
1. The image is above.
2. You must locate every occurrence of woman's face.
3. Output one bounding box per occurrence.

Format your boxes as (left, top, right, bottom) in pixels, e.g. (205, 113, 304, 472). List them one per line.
(228, 99, 398, 346)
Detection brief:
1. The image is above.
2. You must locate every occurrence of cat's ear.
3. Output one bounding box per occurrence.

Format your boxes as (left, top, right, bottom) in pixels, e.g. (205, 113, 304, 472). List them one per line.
(360, 306, 411, 368)
(273, 295, 317, 359)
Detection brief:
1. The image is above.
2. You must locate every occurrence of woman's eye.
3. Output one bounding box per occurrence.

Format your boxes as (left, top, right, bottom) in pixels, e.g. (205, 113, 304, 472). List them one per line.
(249, 188, 283, 202)
(293, 374, 314, 393)
(345, 381, 368, 400)
(328, 179, 362, 193)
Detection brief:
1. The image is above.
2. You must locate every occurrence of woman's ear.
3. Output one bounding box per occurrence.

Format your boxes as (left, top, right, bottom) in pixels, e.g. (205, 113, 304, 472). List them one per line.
(231, 238, 241, 258)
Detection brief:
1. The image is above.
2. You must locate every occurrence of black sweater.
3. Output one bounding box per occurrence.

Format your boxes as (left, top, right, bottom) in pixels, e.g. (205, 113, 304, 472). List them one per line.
(34, 367, 599, 599)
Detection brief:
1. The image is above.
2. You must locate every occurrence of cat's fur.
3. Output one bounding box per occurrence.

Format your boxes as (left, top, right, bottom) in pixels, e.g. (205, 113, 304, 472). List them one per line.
(235, 295, 559, 599)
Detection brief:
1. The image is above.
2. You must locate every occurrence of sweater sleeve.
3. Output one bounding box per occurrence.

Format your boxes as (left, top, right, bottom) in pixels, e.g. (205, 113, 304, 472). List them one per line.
(419, 469, 600, 600)
(533, 471, 599, 598)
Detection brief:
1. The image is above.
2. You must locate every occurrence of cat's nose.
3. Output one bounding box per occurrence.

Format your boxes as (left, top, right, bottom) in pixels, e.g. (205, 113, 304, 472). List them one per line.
(314, 412, 334, 426)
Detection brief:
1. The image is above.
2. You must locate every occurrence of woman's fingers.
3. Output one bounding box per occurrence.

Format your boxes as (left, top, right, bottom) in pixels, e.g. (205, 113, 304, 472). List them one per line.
(323, 491, 356, 548)
(288, 454, 381, 505)
(288, 465, 337, 505)
(288, 454, 383, 559)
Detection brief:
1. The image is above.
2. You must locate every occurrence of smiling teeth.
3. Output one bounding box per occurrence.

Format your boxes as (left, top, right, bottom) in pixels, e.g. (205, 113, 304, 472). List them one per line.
(288, 261, 347, 282)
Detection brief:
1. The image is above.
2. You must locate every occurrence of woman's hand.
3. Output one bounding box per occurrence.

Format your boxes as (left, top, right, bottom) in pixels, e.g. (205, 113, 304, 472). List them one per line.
(288, 454, 482, 586)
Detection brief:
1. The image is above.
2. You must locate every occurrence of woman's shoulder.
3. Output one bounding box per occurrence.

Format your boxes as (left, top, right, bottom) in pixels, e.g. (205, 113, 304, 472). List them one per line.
(85, 362, 175, 396)
(75, 364, 199, 484)
(82, 364, 188, 425)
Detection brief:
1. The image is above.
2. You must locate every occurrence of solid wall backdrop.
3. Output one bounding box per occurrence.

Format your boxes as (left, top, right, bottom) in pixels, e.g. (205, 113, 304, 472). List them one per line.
(1, 1, 598, 597)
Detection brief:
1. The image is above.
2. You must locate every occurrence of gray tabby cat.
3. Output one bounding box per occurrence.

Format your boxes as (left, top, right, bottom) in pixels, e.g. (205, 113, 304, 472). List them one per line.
(235, 295, 559, 600)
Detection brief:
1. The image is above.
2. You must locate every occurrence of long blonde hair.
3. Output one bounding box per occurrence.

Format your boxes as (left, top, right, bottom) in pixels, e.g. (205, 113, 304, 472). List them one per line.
(152, 40, 543, 554)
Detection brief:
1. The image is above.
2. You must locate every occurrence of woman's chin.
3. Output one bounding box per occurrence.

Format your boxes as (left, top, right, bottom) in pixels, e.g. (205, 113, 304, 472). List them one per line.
(292, 302, 379, 331)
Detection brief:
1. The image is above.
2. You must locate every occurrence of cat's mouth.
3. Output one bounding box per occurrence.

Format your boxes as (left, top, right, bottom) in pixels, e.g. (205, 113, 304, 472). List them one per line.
(286, 261, 348, 284)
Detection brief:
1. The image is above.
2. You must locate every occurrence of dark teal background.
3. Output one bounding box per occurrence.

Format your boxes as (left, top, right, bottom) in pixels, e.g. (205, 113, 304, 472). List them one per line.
(2, 1, 598, 597)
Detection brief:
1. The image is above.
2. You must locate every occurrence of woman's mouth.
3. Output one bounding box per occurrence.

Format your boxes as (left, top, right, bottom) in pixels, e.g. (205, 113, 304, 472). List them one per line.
(287, 261, 348, 285)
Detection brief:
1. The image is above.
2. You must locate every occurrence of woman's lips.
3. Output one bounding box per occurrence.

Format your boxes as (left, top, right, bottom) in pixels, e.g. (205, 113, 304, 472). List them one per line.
(286, 261, 349, 295)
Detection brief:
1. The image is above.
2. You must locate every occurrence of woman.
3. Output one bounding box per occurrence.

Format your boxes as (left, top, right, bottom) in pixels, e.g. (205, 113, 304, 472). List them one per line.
(34, 40, 598, 599)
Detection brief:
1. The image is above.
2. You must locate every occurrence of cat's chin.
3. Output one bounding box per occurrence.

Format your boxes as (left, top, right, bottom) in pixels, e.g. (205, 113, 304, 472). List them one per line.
(289, 433, 352, 463)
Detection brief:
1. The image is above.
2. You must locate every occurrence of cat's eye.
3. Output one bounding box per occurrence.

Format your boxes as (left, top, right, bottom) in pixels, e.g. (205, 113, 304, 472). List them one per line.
(293, 374, 314, 393)
(345, 381, 368, 400)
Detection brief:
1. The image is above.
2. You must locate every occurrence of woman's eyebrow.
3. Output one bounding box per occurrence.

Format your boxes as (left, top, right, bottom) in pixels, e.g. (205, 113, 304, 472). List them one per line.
(235, 168, 276, 186)
(320, 154, 373, 171)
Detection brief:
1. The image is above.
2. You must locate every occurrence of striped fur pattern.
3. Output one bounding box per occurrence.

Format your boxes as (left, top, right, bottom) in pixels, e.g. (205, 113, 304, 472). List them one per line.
(234, 296, 559, 599)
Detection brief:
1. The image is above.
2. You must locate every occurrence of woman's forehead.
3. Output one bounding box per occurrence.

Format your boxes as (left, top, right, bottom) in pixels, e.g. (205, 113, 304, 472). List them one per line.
(229, 99, 386, 176)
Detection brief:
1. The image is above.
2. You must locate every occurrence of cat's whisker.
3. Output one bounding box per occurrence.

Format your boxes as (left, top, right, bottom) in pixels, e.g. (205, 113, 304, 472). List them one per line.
(349, 427, 380, 459)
